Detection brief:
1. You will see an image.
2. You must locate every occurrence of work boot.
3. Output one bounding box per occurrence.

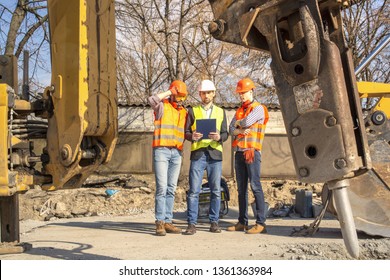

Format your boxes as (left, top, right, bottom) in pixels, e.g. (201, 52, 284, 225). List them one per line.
(226, 222, 248, 232)
(164, 223, 182, 234)
(155, 221, 166, 236)
(210, 222, 221, 233)
(183, 224, 196, 235)
(246, 223, 267, 234)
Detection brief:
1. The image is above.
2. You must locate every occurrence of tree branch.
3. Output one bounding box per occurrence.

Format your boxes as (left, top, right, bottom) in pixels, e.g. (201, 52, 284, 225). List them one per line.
(15, 14, 48, 58)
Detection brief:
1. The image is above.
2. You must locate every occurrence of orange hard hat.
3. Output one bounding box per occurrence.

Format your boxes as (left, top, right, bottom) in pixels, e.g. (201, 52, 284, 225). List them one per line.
(170, 80, 188, 101)
(170, 80, 188, 95)
(236, 78, 255, 93)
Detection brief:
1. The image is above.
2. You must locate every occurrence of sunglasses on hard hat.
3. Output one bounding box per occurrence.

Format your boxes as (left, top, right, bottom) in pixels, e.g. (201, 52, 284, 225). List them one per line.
(176, 93, 187, 102)
(238, 90, 252, 95)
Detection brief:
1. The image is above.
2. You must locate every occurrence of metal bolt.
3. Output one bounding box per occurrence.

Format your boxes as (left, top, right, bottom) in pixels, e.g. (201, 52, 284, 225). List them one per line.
(374, 113, 384, 123)
(335, 158, 347, 169)
(0, 56, 9, 65)
(208, 19, 225, 37)
(291, 127, 300, 136)
(61, 147, 69, 160)
(326, 116, 337, 127)
(208, 21, 219, 34)
(299, 168, 309, 177)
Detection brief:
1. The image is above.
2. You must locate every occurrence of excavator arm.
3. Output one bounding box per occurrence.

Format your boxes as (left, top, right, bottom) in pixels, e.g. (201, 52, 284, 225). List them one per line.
(43, 0, 117, 191)
(207, 0, 390, 257)
(0, 0, 117, 243)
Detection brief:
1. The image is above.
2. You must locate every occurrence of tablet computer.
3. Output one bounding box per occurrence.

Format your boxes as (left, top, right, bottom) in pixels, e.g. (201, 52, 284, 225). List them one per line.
(196, 119, 216, 140)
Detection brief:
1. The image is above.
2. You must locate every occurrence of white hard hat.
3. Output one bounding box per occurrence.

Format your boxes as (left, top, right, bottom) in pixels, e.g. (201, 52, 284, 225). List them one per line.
(198, 79, 216, 92)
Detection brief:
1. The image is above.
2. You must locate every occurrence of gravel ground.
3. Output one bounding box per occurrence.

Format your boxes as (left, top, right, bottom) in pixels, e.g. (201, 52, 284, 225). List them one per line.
(1, 174, 389, 260)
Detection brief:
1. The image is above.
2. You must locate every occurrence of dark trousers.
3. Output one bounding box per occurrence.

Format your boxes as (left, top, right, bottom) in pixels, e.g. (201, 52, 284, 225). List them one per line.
(235, 150, 266, 225)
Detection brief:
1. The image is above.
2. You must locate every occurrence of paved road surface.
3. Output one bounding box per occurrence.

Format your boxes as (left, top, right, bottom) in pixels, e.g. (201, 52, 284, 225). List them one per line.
(0, 207, 360, 260)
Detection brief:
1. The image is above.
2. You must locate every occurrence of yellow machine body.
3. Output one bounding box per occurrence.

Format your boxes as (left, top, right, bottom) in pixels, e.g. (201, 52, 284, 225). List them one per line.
(43, 0, 117, 190)
(0, 84, 9, 194)
(0, 0, 117, 242)
(0, 0, 117, 194)
(358, 81, 390, 118)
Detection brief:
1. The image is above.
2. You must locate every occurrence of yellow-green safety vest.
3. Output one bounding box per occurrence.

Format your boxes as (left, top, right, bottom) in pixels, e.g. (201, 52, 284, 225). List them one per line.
(191, 105, 224, 152)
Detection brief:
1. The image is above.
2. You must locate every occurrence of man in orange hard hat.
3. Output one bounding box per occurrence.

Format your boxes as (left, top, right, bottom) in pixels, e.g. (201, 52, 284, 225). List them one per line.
(148, 80, 188, 236)
(227, 78, 269, 234)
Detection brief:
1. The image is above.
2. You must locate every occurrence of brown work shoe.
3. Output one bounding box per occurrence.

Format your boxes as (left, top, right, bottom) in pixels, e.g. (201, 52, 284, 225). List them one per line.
(164, 223, 182, 234)
(183, 224, 196, 235)
(210, 222, 221, 233)
(226, 222, 248, 232)
(155, 221, 166, 236)
(246, 223, 267, 234)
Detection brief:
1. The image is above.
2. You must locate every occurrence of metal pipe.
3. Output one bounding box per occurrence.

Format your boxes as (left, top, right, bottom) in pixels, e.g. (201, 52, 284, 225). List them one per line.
(328, 179, 360, 258)
(11, 125, 48, 129)
(355, 35, 390, 76)
(8, 108, 14, 171)
(22, 50, 29, 101)
(81, 149, 97, 159)
(11, 119, 48, 124)
(15, 133, 46, 139)
(27, 156, 41, 163)
(12, 129, 46, 134)
(13, 99, 32, 111)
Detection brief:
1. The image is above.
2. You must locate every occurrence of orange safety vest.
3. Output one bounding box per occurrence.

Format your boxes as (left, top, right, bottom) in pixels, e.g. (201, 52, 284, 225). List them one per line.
(152, 100, 187, 150)
(232, 102, 269, 151)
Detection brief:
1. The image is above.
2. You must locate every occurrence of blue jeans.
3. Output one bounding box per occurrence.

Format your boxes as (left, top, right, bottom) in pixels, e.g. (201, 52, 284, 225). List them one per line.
(153, 147, 182, 223)
(235, 150, 266, 225)
(187, 152, 222, 224)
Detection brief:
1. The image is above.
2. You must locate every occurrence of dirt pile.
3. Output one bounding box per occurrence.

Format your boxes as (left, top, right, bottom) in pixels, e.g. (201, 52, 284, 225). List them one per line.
(19, 174, 322, 221)
(268, 241, 390, 260)
(13, 174, 390, 260)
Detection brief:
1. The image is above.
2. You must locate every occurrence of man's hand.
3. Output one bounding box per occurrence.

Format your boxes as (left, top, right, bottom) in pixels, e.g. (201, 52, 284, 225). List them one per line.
(244, 148, 255, 164)
(208, 132, 220, 141)
(170, 86, 178, 96)
(233, 128, 250, 136)
(192, 131, 203, 141)
(234, 120, 241, 128)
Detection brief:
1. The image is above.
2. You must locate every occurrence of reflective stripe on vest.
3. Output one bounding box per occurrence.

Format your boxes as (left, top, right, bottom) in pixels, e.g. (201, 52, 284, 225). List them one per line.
(153, 100, 187, 150)
(191, 105, 224, 152)
(232, 102, 269, 151)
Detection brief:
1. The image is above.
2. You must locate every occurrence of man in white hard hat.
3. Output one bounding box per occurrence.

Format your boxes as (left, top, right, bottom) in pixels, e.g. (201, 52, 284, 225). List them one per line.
(183, 79, 228, 235)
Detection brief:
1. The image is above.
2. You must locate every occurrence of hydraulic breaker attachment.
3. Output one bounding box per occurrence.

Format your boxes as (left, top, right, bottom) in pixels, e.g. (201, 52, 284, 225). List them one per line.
(206, 0, 385, 258)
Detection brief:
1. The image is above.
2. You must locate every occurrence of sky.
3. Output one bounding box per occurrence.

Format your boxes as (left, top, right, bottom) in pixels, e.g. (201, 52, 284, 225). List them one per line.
(0, 0, 51, 93)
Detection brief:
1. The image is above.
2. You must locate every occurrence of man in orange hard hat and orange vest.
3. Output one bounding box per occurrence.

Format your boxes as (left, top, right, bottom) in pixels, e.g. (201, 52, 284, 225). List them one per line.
(227, 78, 269, 234)
(148, 80, 188, 236)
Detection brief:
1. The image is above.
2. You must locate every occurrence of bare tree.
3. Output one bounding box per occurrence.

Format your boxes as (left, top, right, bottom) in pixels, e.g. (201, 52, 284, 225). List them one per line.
(343, 0, 389, 83)
(116, 0, 200, 101)
(0, 0, 49, 92)
(342, 0, 389, 109)
(2, 0, 387, 109)
(116, 0, 272, 105)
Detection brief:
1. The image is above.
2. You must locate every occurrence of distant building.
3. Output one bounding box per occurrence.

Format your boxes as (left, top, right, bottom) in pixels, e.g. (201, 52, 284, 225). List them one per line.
(99, 104, 295, 178)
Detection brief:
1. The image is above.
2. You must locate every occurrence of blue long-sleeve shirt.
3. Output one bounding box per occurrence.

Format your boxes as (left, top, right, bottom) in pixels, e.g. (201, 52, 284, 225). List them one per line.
(148, 95, 165, 120)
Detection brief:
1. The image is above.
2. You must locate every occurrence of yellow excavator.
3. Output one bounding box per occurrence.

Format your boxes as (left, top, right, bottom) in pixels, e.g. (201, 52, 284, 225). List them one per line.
(206, 0, 389, 258)
(0, 0, 117, 243)
(0, 0, 388, 259)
